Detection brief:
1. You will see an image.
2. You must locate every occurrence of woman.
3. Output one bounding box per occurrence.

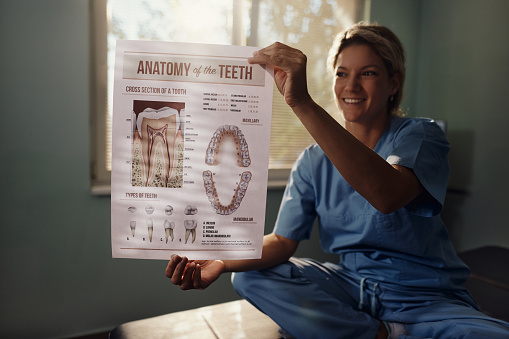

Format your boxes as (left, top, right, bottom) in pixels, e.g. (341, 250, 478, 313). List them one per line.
(166, 23, 509, 338)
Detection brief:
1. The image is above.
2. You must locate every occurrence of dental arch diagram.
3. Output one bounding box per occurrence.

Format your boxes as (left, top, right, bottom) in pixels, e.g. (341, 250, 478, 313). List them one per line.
(131, 105, 185, 188)
(203, 125, 252, 215)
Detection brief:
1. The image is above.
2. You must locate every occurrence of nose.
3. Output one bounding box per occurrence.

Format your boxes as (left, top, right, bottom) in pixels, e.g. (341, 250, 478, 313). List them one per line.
(345, 75, 361, 92)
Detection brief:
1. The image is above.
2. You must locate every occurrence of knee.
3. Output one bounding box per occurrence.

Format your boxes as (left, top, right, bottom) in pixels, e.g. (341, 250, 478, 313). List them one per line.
(231, 271, 252, 298)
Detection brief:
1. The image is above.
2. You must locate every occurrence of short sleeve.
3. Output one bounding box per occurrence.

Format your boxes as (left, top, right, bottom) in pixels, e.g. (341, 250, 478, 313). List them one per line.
(273, 148, 317, 241)
(385, 119, 450, 216)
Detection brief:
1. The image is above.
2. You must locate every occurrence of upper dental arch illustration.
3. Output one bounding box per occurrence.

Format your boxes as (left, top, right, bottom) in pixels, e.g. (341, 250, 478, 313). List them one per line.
(205, 125, 251, 167)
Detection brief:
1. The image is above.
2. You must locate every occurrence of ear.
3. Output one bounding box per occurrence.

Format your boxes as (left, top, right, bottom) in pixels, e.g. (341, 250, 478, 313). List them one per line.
(390, 72, 402, 96)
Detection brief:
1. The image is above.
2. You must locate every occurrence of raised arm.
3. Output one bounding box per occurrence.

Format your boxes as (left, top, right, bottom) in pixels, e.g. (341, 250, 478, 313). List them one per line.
(166, 233, 298, 290)
(287, 99, 422, 214)
(248, 43, 422, 214)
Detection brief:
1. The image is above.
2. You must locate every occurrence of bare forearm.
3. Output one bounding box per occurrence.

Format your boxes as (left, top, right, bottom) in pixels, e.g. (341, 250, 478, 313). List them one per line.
(292, 100, 422, 213)
(223, 233, 298, 273)
(246, 42, 422, 213)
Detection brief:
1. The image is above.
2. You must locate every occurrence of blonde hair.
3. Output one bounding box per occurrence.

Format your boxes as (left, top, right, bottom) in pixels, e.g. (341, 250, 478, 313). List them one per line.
(327, 22, 406, 116)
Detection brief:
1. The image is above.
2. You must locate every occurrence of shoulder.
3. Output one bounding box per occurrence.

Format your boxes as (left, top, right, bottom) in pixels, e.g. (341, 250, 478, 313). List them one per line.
(383, 116, 450, 176)
(387, 117, 449, 147)
(390, 116, 446, 136)
(291, 143, 332, 181)
(297, 143, 327, 164)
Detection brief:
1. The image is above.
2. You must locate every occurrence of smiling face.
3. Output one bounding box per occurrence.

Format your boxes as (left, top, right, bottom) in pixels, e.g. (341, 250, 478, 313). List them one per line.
(333, 43, 400, 128)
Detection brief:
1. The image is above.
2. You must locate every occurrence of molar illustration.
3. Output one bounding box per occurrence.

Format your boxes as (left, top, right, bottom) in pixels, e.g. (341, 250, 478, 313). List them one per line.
(165, 204, 174, 215)
(128, 206, 136, 213)
(184, 205, 198, 215)
(164, 220, 175, 243)
(131, 104, 184, 188)
(184, 219, 197, 244)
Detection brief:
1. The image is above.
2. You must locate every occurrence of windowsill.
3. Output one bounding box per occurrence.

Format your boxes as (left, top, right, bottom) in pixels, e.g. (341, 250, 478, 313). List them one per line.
(90, 184, 112, 196)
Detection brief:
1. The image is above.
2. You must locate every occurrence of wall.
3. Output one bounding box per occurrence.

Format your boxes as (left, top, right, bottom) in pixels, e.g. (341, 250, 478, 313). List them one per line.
(370, 0, 422, 116)
(0, 1, 330, 338)
(1, 0, 508, 338)
(371, 0, 509, 251)
(416, 0, 509, 251)
(0, 1, 259, 338)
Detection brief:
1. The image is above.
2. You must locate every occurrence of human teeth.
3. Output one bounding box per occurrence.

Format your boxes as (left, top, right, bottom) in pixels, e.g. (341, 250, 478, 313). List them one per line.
(184, 219, 197, 230)
(179, 109, 185, 131)
(184, 205, 198, 215)
(165, 228, 172, 243)
(147, 218, 153, 242)
(184, 220, 197, 244)
(137, 107, 179, 140)
(130, 221, 136, 237)
(164, 220, 175, 243)
(344, 98, 364, 103)
(133, 105, 184, 188)
(242, 172, 252, 181)
(203, 170, 212, 180)
(241, 158, 251, 167)
(145, 205, 154, 214)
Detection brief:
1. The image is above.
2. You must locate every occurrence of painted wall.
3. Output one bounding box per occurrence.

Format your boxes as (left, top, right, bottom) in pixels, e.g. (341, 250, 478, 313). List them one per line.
(371, 0, 509, 251)
(0, 1, 323, 338)
(0, 1, 244, 338)
(1, 0, 508, 338)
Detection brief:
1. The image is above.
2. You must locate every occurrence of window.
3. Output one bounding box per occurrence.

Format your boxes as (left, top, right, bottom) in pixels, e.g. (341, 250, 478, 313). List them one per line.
(90, 0, 368, 194)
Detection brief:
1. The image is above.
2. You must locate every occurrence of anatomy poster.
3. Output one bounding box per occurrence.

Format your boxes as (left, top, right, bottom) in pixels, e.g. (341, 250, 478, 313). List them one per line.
(111, 40, 274, 260)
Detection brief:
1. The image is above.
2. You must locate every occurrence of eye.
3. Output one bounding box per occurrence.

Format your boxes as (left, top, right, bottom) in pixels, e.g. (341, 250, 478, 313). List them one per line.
(336, 71, 347, 77)
(362, 70, 378, 76)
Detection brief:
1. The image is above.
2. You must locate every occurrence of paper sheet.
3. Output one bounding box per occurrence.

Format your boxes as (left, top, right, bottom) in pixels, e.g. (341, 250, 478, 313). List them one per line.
(111, 40, 274, 260)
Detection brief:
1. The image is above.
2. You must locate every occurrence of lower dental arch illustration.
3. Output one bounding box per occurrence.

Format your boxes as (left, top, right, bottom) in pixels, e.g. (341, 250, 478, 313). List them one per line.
(203, 125, 252, 215)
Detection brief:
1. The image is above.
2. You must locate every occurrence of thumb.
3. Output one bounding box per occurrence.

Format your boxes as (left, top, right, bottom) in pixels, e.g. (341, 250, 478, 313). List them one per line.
(193, 264, 203, 289)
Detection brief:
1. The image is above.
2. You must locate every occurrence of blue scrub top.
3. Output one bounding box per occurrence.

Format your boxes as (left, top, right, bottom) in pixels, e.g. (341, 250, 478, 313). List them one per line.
(274, 117, 470, 290)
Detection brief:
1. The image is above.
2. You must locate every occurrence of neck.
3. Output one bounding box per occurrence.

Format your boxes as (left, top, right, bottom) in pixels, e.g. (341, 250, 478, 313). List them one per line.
(345, 114, 390, 149)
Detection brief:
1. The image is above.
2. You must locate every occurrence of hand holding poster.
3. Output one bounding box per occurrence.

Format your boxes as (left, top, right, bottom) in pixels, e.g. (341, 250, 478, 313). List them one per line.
(111, 41, 274, 260)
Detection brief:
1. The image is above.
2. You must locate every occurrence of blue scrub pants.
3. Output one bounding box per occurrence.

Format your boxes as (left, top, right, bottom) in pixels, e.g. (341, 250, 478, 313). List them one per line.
(232, 257, 509, 339)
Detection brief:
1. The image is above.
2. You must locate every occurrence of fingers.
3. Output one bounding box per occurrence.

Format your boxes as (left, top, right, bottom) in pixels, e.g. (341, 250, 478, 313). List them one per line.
(179, 262, 196, 290)
(248, 42, 306, 70)
(167, 255, 188, 285)
(165, 255, 202, 290)
(165, 254, 181, 278)
(193, 264, 203, 289)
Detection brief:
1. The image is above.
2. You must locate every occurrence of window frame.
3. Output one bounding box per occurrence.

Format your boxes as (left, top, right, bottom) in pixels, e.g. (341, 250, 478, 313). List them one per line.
(90, 0, 110, 195)
(89, 0, 369, 195)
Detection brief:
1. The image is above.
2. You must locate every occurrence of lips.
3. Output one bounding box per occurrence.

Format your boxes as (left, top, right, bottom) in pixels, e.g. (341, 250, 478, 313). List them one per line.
(343, 98, 366, 104)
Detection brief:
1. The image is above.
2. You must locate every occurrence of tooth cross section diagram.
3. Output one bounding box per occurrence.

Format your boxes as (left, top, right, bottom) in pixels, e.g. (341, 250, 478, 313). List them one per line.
(131, 105, 184, 188)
